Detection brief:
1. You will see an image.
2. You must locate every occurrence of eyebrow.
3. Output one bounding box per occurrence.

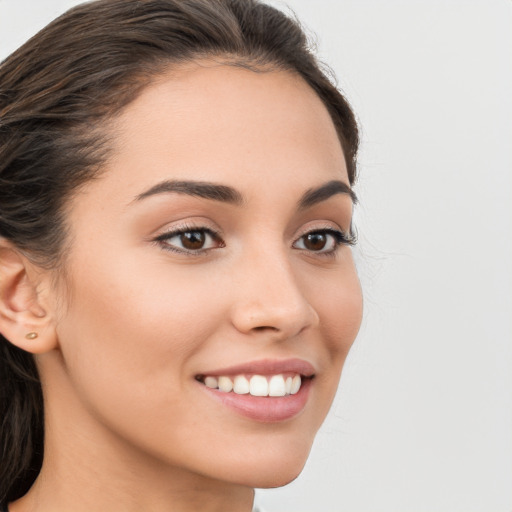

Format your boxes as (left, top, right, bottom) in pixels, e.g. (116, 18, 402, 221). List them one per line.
(133, 178, 356, 207)
(298, 180, 357, 209)
(134, 180, 244, 205)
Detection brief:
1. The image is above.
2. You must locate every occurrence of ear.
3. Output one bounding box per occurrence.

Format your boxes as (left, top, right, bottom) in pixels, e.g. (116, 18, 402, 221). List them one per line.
(0, 239, 58, 354)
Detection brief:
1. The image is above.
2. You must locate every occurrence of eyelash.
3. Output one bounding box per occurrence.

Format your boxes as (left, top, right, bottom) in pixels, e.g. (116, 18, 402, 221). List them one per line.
(294, 228, 356, 256)
(153, 225, 356, 257)
(153, 225, 224, 256)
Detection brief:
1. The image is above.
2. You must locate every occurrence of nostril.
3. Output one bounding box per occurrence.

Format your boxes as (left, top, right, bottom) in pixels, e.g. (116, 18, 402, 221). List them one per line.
(253, 325, 279, 332)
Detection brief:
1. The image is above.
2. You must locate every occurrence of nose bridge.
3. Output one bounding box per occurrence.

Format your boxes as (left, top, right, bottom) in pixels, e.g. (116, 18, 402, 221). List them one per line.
(231, 244, 319, 338)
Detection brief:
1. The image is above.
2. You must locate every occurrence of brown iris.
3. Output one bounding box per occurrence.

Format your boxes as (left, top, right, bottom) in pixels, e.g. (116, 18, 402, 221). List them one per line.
(180, 231, 206, 250)
(303, 232, 328, 251)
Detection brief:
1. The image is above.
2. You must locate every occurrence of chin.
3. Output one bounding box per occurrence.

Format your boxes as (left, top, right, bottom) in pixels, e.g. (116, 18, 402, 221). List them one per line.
(247, 465, 305, 489)
(228, 462, 307, 489)
(217, 437, 314, 489)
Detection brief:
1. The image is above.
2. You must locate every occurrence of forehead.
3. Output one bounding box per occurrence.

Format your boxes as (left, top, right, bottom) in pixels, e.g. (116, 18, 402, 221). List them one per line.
(78, 62, 349, 211)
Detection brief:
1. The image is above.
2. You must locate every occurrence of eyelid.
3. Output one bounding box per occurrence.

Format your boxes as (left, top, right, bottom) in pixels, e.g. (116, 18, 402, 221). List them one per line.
(294, 221, 356, 244)
(292, 224, 357, 257)
(152, 223, 225, 255)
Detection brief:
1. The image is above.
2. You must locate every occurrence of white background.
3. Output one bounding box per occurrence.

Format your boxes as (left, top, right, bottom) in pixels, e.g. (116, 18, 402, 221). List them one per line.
(1, 1, 511, 511)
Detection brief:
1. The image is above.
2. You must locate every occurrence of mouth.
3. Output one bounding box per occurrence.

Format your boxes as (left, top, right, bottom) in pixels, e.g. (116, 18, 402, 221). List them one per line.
(195, 372, 309, 397)
(195, 359, 316, 422)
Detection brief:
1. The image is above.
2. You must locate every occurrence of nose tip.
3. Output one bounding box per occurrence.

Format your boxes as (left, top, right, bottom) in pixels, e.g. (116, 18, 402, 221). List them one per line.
(230, 271, 320, 340)
(232, 306, 319, 340)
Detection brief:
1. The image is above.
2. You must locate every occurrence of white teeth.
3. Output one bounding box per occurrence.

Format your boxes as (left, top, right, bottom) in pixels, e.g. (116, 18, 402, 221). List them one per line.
(291, 375, 301, 395)
(250, 375, 269, 396)
(233, 375, 250, 394)
(218, 376, 233, 393)
(204, 376, 218, 389)
(202, 373, 304, 396)
(268, 375, 286, 397)
(285, 376, 292, 395)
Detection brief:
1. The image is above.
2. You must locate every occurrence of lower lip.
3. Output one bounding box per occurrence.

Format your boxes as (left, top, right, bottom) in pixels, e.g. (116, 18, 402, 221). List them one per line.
(198, 378, 312, 423)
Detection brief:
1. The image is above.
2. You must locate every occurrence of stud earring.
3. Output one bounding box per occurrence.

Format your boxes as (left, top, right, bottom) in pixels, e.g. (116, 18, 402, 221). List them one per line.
(25, 332, 38, 340)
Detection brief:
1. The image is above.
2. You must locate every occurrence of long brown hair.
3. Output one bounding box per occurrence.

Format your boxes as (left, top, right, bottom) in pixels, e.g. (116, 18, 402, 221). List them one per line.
(0, 0, 359, 504)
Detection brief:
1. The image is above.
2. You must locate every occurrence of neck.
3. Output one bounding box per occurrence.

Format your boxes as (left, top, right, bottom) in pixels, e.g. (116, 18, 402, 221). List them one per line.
(12, 428, 255, 512)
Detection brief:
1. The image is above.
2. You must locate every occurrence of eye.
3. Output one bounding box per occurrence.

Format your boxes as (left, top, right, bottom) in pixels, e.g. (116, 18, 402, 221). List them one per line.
(154, 227, 223, 254)
(293, 228, 354, 254)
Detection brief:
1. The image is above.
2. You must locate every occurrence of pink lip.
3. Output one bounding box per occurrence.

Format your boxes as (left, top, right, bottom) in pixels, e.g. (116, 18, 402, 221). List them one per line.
(196, 358, 316, 423)
(197, 358, 316, 378)
(198, 378, 313, 423)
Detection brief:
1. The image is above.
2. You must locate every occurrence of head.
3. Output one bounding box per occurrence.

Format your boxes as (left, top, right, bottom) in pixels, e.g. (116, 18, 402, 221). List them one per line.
(0, 0, 361, 505)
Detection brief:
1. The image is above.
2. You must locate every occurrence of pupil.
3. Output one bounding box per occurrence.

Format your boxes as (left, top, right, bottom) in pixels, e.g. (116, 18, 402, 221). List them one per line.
(305, 233, 326, 251)
(181, 231, 205, 250)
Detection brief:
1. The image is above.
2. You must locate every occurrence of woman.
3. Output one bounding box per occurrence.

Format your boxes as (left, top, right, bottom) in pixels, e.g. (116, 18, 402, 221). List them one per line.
(0, 0, 362, 511)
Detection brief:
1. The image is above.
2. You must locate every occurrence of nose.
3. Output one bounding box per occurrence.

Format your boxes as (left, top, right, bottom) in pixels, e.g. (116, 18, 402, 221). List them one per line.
(230, 250, 320, 340)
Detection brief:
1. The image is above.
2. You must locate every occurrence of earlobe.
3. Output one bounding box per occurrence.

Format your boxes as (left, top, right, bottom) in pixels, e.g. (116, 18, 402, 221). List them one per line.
(0, 239, 58, 354)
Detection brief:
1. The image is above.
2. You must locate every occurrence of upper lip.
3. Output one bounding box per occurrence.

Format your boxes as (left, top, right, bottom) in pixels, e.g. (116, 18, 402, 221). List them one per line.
(198, 358, 316, 378)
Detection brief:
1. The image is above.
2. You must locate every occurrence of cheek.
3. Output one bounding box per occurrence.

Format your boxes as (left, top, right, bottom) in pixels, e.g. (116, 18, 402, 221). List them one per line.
(321, 284, 362, 356)
(302, 257, 363, 420)
(54, 254, 221, 412)
(313, 263, 363, 361)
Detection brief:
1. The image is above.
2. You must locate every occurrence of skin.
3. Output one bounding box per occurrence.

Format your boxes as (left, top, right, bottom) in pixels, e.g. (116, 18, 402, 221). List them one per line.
(6, 62, 363, 512)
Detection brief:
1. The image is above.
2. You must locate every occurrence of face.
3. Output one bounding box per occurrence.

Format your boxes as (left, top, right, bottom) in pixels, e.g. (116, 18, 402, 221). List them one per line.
(45, 62, 363, 488)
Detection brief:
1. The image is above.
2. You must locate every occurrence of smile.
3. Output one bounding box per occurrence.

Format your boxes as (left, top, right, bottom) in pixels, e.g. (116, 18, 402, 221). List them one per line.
(196, 373, 303, 397)
(195, 358, 315, 422)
